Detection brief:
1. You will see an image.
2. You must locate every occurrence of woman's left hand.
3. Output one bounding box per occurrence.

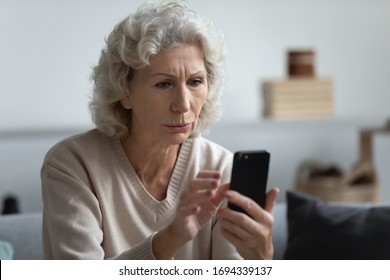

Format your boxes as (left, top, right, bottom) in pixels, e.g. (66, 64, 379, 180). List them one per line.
(218, 187, 279, 260)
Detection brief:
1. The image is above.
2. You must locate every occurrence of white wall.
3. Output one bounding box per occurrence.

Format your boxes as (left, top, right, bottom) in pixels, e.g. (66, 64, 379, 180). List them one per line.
(1, 0, 389, 129)
(1, 0, 390, 212)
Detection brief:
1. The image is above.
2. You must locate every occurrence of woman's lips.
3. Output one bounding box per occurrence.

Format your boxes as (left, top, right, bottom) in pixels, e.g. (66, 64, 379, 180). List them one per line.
(164, 123, 192, 133)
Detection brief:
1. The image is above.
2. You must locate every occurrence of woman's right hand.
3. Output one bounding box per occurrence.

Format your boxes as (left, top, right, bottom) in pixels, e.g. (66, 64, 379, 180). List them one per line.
(152, 170, 228, 259)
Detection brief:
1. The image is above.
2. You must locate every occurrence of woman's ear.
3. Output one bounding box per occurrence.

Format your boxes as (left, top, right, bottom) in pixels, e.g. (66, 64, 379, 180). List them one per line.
(120, 95, 132, 109)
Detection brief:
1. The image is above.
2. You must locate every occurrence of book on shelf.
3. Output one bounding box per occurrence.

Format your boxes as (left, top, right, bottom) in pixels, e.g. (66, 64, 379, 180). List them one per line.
(262, 78, 333, 119)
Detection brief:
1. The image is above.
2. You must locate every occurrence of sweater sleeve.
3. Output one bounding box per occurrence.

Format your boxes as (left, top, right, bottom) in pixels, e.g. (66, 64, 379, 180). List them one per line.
(42, 162, 156, 260)
(42, 163, 105, 259)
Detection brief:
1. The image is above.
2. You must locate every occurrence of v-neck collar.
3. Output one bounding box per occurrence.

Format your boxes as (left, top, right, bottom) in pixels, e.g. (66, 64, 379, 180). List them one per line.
(111, 136, 194, 217)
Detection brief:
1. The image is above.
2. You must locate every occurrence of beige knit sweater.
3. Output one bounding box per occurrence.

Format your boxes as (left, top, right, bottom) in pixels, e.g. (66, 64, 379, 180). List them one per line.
(41, 129, 241, 260)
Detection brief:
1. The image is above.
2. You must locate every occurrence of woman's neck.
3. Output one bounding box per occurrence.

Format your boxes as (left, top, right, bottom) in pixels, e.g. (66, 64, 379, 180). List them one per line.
(121, 135, 181, 201)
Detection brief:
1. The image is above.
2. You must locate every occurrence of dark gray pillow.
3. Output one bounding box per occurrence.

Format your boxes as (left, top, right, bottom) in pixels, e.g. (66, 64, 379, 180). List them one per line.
(285, 191, 390, 260)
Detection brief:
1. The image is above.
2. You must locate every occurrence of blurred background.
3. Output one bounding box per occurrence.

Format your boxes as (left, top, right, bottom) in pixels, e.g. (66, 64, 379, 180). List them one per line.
(1, 0, 389, 213)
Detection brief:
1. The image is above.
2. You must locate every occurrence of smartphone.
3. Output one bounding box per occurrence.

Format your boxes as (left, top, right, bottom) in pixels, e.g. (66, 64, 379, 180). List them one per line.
(228, 150, 270, 214)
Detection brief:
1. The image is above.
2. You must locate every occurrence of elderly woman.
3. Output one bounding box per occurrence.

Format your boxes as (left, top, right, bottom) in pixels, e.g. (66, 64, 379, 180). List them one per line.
(41, 0, 278, 260)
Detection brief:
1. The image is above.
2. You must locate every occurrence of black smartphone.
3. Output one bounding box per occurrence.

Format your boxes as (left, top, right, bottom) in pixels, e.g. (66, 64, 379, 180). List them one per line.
(228, 150, 270, 214)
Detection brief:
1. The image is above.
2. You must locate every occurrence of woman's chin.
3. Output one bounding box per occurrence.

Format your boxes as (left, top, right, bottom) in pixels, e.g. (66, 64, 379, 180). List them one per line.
(166, 132, 192, 145)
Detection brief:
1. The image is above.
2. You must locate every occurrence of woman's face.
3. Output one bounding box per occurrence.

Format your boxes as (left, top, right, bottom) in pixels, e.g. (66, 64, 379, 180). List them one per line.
(122, 44, 208, 146)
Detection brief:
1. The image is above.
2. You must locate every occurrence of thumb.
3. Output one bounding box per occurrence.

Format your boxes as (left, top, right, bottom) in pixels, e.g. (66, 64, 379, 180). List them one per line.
(264, 187, 279, 213)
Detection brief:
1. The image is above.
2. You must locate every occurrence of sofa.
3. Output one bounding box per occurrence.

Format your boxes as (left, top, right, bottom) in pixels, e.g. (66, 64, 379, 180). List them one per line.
(0, 204, 288, 260)
(1, 191, 389, 260)
(0, 212, 43, 260)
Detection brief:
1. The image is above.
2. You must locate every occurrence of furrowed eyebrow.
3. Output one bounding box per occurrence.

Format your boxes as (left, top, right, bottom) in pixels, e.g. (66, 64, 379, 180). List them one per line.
(190, 70, 207, 77)
(150, 70, 207, 79)
(150, 72, 176, 78)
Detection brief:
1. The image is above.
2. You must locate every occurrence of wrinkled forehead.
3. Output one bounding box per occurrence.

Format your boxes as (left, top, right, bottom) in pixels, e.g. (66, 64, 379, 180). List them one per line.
(132, 44, 207, 80)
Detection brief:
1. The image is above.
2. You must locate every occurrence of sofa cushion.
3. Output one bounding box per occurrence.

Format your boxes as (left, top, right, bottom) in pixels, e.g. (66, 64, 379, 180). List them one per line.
(285, 191, 390, 260)
(0, 213, 42, 260)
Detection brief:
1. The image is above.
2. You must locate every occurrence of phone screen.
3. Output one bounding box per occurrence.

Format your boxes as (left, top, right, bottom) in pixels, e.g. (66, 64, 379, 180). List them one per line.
(228, 150, 270, 214)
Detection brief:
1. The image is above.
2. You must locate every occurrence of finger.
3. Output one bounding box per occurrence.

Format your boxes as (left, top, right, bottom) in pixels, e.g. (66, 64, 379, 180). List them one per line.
(219, 225, 250, 252)
(189, 177, 220, 192)
(264, 187, 279, 213)
(177, 204, 200, 218)
(183, 189, 214, 206)
(182, 183, 229, 210)
(224, 190, 264, 220)
(186, 171, 221, 193)
(218, 207, 262, 235)
(219, 212, 274, 260)
(219, 215, 253, 242)
(196, 170, 221, 180)
(211, 183, 229, 204)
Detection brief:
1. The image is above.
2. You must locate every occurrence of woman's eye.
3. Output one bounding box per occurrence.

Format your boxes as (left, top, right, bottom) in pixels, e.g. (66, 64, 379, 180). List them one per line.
(188, 79, 202, 87)
(155, 82, 171, 89)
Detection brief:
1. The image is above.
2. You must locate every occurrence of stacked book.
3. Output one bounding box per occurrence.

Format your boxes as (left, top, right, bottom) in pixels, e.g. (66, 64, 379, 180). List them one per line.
(262, 78, 333, 119)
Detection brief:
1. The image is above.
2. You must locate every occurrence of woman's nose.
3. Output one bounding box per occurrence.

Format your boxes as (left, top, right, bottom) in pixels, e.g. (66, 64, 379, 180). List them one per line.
(171, 85, 190, 113)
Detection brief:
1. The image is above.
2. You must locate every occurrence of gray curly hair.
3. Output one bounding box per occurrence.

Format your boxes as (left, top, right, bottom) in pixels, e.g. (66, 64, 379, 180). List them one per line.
(89, 0, 226, 138)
